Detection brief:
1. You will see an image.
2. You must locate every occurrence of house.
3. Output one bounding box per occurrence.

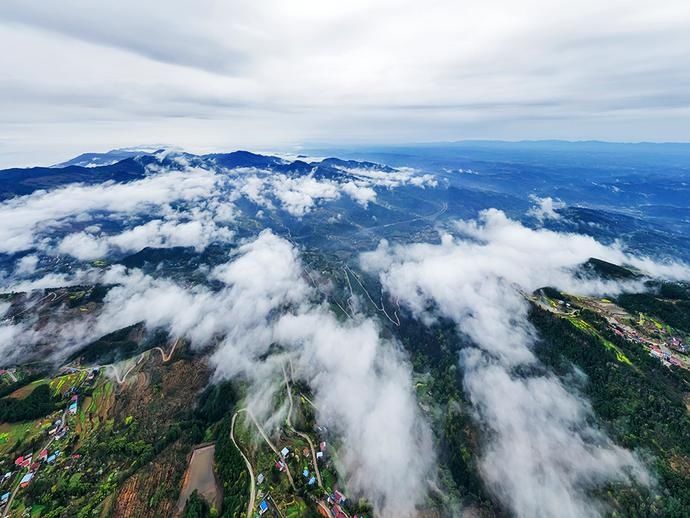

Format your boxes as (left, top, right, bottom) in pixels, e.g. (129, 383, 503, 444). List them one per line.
(2, 472, 11, 482)
(308, 476, 316, 486)
(275, 461, 285, 472)
(1, 492, 9, 505)
(316, 452, 323, 460)
(39, 449, 48, 461)
(334, 490, 346, 504)
(68, 402, 78, 415)
(46, 455, 57, 464)
(280, 447, 290, 457)
(259, 500, 269, 515)
(303, 468, 309, 478)
(319, 441, 326, 452)
(19, 472, 34, 488)
(303, 447, 310, 457)
(257, 473, 265, 485)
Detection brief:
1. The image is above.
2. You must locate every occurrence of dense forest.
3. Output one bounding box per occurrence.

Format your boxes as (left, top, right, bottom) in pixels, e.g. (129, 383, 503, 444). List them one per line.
(395, 312, 502, 515)
(214, 416, 249, 518)
(618, 292, 690, 334)
(0, 383, 55, 423)
(531, 305, 690, 516)
(183, 490, 212, 518)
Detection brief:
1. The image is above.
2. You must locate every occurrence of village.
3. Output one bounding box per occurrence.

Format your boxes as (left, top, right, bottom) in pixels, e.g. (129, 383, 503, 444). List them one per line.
(0, 345, 368, 518)
(0, 365, 106, 517)
(222, 362, 369, 518)
(532, 288, 690, 371)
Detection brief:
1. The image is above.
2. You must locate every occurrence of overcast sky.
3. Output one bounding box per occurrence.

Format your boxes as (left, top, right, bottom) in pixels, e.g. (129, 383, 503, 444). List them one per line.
(1, 0, 689, 167)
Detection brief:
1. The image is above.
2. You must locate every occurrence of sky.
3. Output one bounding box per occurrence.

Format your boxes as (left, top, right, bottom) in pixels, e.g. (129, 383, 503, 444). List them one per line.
(1, 0, 690, 167)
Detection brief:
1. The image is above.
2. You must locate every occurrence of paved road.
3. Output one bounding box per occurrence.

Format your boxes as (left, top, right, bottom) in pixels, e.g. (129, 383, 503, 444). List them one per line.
(283, 365, 323, 488)
(153, 338, 180, 363)
(245, 409, 296, 491)
(108, 353, 146, 385)
(231, 411, 256, 518)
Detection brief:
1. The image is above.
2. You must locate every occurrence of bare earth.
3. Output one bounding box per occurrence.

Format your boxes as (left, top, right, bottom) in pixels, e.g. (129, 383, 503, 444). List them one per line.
(175, 444, 221, 515)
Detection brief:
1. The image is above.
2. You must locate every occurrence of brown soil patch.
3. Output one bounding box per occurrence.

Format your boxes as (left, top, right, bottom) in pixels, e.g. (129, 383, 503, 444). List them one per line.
(113, 441, 191, 518)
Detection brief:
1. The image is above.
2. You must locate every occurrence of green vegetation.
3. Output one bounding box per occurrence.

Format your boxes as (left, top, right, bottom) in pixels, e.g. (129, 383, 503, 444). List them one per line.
(618, 293, 690, 334)
(215, 416, 249, 518)
(69, 325, 141, 364)
(0, 370, 46, 398)
(565, 315, 632, 365)
(581, 258, 639, 280)
(395, 312, 499, 512)
(531, 305, 690, 516)
(195, 381, 238, 424)
(0, 384, 55, 423)
(183, 490, 212, 518)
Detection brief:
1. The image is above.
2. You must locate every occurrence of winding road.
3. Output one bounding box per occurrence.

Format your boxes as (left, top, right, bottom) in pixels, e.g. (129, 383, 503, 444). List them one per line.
(282, 364, 323, 488)
(231, 410, 256, 518)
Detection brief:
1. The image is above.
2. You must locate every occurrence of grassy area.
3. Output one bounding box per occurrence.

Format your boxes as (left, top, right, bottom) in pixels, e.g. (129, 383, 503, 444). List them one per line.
(284, 497, 307, 517)
(0, 421, 36, 455)
(75, 378, 115, 443)
(565, 316, 632, 365)
(50, 371, 88, 396)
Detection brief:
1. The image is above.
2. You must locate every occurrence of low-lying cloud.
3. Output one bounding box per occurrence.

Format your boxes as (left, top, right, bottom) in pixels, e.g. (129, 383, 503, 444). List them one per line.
(360, 209, 689, 517)
(527, 195, 566, 222)
(1, 230, 434, 517)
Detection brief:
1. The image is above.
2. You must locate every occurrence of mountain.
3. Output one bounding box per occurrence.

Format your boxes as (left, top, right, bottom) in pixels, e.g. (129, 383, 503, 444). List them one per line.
(1, 143, 689, 518)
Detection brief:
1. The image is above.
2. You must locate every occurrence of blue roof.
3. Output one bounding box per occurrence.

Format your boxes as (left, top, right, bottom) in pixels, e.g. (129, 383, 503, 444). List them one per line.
(259, 500, 268, 511)
(303, 469, 309, 477)
(20, 472, 34, 483)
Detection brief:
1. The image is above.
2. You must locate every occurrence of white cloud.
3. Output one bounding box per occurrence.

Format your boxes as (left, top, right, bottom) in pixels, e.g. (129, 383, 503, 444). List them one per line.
(58, 232, 110, 260)
(527, 195, 566, 222)
(341, 181, 377, 207)
(1, 230, 434, 516)
(57, 216, 235, 260)
(0, 301, 10, 319)
(336, 166, 437, 189)
(274, 310, 434, 516)
(0, 165, 220, 254)
(14, 255, 39, 276)
(360, 209, 690, 517)
(270, 174, 340, 217)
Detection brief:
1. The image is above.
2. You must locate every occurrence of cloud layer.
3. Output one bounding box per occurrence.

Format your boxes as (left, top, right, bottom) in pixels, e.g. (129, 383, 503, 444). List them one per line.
(1, 230, 434, 517)
(2, 0, 690, 166)
(0, 154, 437, 271)
(360, 209, 690, 517)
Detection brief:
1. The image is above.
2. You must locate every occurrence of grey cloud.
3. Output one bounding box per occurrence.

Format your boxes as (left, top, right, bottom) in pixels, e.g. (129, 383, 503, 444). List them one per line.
(2, 1, 690, 166)
(0, 1, 246, 75)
